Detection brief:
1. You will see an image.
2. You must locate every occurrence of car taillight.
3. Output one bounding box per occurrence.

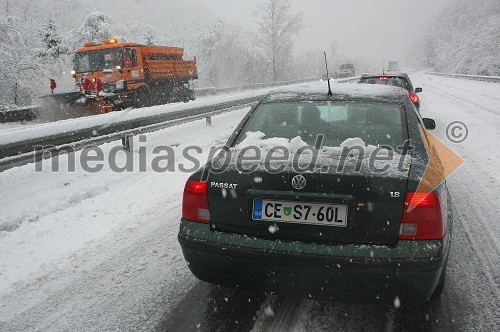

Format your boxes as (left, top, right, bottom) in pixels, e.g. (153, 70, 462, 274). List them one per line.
(379, 76, 389, 80)
(409, 92, 419, 104)
(182, 179, 210, 223)
(399, 192, 444, 240)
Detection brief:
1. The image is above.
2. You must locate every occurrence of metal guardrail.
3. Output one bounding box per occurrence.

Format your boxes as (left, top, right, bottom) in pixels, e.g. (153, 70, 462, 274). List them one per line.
(0, 95, 262, 158)
(0, 99, 259, 172)
(425, 72, 500, 83)
(35, 78, 320, 104)
(0, 105, 40, 123)
(0, 76, 360, 171)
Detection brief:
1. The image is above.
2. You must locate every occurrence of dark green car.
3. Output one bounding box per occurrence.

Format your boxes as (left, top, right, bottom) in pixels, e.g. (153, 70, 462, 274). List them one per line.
(178, 84, 450, 304)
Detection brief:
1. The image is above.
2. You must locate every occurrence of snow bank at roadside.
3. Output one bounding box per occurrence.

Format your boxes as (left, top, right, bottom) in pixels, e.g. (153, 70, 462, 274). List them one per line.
(0, 108, 250, 295)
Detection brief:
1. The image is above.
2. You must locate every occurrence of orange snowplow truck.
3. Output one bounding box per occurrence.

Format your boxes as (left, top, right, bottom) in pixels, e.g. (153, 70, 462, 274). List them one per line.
(71, 39, 198, 112)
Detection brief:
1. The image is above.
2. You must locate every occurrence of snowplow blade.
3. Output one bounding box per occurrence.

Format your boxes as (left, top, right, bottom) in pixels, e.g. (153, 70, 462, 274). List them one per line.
(38, 92, 107, 122)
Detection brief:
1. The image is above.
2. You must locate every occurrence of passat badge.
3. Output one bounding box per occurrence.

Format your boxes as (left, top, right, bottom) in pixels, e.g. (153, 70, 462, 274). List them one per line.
(291, 175, 306, 190)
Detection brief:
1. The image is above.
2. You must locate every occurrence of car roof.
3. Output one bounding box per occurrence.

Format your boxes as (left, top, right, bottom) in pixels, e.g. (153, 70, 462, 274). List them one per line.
(361, 72, 408, 78)
(264, 83, 408, 103)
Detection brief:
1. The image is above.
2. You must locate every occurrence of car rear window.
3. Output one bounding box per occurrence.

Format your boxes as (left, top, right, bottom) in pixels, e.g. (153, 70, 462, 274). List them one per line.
(359, 76, 411, 91)
(235, 101, 406, 150)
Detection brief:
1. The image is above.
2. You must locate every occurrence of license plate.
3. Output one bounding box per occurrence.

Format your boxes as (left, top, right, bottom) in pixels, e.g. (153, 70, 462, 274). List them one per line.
(252, 199, 348, 227)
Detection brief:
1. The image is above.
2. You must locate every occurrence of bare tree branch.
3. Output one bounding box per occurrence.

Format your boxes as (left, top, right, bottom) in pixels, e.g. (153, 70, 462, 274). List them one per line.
(255, 0, 303, 81)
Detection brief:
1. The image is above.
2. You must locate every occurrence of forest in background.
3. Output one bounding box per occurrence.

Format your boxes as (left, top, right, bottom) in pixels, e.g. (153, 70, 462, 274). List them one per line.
(414, 0, 500, 76)
(0, 0, 338, 108)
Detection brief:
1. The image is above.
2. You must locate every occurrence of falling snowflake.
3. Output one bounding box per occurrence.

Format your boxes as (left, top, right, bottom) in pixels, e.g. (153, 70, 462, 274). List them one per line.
(264, 305, 274, 317)
(394, 296, 401, 309)
(268, 224, 279, 234)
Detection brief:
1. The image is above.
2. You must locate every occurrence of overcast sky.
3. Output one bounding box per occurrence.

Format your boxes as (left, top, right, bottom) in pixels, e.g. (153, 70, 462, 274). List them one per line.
(93, 0, 451, 68)
(200, 0, 451, 65)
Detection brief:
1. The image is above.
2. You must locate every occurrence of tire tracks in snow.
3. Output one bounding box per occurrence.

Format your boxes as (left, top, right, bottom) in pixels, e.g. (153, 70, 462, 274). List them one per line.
(413, 74, 500, 254)
(0, 195, 196, 331)
(447, 174, 500, 300)
(252, 296, 304, 332)
(426, 80, 500, 102)
(412, 73, 500, 329)
(418, 80, 500, 118)
(0, 108, 251, 331)
(155, 283, 267, 332)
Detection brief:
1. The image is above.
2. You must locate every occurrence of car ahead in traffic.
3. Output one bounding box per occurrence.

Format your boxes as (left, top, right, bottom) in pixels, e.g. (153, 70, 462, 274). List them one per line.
(358, 73, 423, 110)
(178, 84, 450, 305)
(320, 73, 337, 82)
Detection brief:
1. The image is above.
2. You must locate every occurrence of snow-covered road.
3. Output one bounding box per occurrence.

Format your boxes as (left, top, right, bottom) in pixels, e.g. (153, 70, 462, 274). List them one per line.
(0, 107, 250, 331)
(0, 73, 499, 331)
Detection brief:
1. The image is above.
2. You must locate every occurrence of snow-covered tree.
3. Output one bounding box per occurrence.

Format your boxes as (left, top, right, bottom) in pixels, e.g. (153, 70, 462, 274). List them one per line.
(197, 20, 226, 87)
(143, 28, 159, 45)
(77, 11, 112, 44)
(243, 44, 270, 84)
(415, 0, 500, 75)
(0, 1, 90, 106)
(256, 0, 303, 81)
(196, 20, 266, 87)
(36, 19, 68, 62)
(33, 18, 72, 92)
(0, 15, 40, 107)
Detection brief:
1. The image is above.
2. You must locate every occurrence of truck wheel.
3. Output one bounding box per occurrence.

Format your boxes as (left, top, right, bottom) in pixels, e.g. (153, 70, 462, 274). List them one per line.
(181, 87, 195, 103)
(135, 86, 152, 108)
(188, 89, 196, 101)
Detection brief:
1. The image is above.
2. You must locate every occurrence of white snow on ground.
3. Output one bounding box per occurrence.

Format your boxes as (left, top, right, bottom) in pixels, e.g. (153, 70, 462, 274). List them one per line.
(0, 108, 249, 293)
(0, 108, 249, 330)
(413, 72, 500, 223)
(0, 122, 30, 131)
(413, 72, 500, 302)
(415, 74, 500, 117)
(0, 73, 499, 331)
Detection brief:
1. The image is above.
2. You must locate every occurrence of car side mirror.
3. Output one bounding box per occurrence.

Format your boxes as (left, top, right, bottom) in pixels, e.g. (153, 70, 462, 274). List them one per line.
(415, 87, 422, 93)
(423, 118, 436, 130)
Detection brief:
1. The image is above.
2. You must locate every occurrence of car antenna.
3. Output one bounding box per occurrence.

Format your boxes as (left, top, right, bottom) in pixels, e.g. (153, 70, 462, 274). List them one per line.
(382, 59, 385, 75)
(323, 52, 333, 98)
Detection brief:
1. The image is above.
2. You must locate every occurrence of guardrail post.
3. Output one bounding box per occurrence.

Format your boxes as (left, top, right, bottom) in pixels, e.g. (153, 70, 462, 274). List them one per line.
(122, 135, 133, 152)
(206, 116, 212, 127)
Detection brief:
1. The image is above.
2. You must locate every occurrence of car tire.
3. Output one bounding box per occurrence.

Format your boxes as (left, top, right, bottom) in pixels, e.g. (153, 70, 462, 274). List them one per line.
(183, 90, 194, 103)
(431, 266, 446, 299)
(431, 191, 452, 300)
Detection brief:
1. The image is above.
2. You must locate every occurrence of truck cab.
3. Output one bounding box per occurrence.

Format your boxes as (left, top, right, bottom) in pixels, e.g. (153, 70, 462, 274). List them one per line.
(338, 63, 356, 78)
(72, 39, 198, 112)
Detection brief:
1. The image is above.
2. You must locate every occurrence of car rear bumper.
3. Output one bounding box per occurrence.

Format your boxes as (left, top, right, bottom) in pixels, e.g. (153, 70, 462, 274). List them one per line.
(178, 219, 450, 304)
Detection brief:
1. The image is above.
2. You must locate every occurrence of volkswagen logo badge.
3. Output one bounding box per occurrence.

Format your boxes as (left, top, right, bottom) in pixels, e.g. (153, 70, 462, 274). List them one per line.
(291, 175, 306, 190)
